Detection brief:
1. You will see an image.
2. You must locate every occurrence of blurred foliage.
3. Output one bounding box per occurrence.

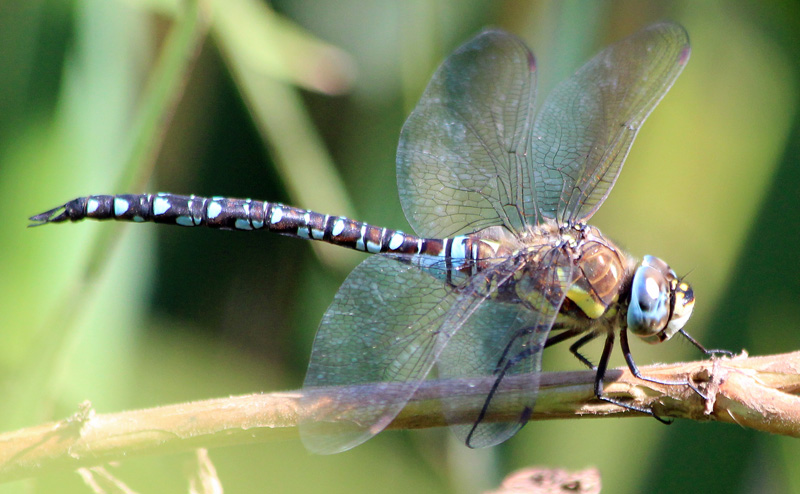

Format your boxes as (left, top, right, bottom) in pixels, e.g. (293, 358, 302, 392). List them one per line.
(1, 0, 799, 492)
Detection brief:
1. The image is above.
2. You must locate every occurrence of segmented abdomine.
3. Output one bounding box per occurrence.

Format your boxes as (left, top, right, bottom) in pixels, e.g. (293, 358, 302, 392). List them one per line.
(29, 193, 503, 273)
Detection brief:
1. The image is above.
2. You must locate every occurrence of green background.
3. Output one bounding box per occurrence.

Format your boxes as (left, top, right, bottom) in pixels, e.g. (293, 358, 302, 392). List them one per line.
(2, 0, 799, 492)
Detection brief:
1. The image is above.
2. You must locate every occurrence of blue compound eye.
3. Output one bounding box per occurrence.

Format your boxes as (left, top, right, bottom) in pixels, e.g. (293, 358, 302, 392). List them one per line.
(627, 265, 670, 341)
(627, 255, 695, 344)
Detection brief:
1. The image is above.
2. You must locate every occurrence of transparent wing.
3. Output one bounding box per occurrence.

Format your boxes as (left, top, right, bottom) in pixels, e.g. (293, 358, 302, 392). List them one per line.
(300, 253, 511, 454)
(438, 247, 572, 448)
(530, 21, 690, 223)
(397, 30, 539, 238)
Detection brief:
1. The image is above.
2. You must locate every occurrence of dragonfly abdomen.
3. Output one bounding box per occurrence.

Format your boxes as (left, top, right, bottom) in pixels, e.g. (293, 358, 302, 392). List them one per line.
(29, 193, 498, 265)
(30, 193, 415, 253)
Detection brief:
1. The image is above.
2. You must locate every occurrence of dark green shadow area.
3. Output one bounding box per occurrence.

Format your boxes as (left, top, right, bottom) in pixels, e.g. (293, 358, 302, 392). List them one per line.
(642, 110, 800, 494)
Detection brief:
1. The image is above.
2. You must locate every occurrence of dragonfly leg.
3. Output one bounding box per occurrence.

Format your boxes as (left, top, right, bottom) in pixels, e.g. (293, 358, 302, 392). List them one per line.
(619, 328, 708, 401)
(678, 329, 734, 358)
(594, 331, 671, 423)
(568, 332, 600, 370)
(466, 339, 542, 447)
(492, 326, 536, 374)
(543, 326, 581, 348)
(543, 329, 598, 370)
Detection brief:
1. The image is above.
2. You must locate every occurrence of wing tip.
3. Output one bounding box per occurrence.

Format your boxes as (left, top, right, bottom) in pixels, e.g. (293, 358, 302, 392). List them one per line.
(679, 44, 691, 66)
(527, 50, 537, 72)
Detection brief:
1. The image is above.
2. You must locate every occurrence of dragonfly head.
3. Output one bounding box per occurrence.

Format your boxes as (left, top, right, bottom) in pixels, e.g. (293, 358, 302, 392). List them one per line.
(627, 255, 695, 344)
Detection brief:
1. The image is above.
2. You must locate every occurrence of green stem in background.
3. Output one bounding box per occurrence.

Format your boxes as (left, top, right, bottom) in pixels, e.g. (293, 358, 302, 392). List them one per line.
(86, 0, 210, 279)
(24, 0, 210, 429)
(214, 0, 361, 272)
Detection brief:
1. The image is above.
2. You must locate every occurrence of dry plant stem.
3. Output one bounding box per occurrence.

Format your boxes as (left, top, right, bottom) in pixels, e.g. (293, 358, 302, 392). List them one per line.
(485, 467, 601, 494)
(1, 351, 800, 482)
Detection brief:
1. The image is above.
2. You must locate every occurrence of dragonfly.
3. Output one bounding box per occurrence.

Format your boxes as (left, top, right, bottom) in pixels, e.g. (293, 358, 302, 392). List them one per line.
(30, 21, 723, 454)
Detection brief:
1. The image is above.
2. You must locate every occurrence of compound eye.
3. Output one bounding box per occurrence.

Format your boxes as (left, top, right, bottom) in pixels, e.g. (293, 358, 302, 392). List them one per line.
(642, 255, 677, 281)
(666, 281, 695, 336)
(627, 265, 670, 340)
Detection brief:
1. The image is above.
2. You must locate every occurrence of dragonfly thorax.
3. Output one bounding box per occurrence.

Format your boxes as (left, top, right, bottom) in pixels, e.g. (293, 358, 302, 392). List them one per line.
(555, 223, 632, 321)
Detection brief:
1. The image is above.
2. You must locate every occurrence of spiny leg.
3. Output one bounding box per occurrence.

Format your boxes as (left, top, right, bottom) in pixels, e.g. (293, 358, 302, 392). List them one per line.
(544, 328, 600, 370)
(619, 328, 707, 399)
(568, 332, 600, 370)
(543, 327, 582, 348)
(678, 329, 733, 358)
(471, 327, 719, 435)
(593, 331, 670, 423)
(466, 327, 542, 446)
(492, 326, 533, 374)
(543, 328, 599, 370)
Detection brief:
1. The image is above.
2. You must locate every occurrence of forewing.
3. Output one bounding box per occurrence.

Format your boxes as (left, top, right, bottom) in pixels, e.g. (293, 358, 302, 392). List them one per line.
(397, 30, 539, 238)
(438, 247, 572, 448)
(530, 21, 690, 223)
(300, 254, 463, 454)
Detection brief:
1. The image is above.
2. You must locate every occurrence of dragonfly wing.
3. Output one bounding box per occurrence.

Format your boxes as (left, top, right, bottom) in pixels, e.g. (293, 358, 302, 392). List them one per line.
(438, 246, 572, 448)
(397, 30, 539, 238)
(530, 21, 690, 223)
(300, 254, 464, 454)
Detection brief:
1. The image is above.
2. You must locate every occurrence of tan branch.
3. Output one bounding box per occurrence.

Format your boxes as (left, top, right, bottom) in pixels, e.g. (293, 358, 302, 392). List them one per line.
(1, 351, 799, 482)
